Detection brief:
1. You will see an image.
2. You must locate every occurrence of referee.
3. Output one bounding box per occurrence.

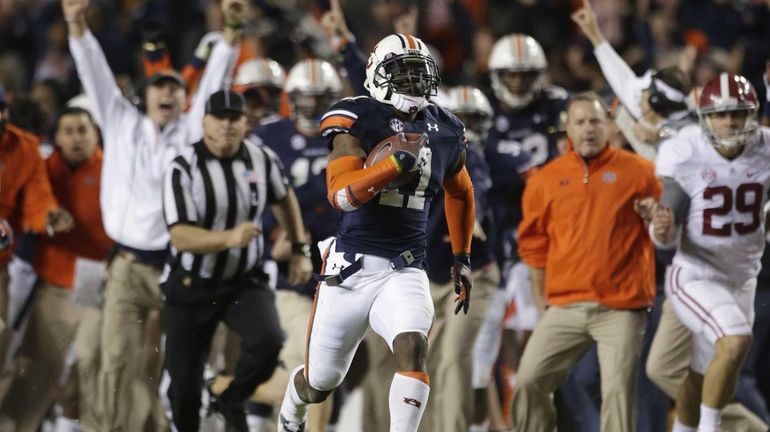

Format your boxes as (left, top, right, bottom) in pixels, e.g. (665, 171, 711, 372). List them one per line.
(161, 89, 312, 432)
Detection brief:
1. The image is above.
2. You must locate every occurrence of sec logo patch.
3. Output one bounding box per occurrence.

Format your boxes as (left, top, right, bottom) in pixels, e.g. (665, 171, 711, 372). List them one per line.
(389, 118, 404, 133)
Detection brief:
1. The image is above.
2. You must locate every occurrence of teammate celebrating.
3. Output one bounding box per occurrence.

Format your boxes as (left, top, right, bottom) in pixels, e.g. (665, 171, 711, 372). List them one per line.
(277, 33, 476, 432)
(651, 73, 770, 432)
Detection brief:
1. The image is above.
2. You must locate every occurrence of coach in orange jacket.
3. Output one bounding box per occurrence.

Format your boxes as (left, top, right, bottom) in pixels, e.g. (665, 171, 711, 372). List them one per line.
(0, 100, 73, 373)
(511, 93, 661, 432)
(0, 106, 112, 431)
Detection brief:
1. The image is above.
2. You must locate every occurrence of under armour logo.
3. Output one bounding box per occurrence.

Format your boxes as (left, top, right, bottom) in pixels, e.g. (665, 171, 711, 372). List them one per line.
(368, 187, 378, 194)
(426, 123, 439, 132)
(402, 397, 422, 408)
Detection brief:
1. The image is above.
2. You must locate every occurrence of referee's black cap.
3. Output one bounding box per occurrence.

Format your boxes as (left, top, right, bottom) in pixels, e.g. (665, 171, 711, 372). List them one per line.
(206, 90, 245, 116)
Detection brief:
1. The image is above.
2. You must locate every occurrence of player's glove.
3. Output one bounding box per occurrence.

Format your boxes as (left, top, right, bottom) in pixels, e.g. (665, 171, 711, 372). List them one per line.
(451, 253, 473, 315)
(0, 219, 13, 252)
(392, 133, 430, 173)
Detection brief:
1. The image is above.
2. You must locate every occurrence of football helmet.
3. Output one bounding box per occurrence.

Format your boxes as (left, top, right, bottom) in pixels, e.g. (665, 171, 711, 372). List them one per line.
(488, 33, 547, 109)
(233, 58, 285, 121)
(285, 59, 342, 134)
(445, 86, 493, 144)
(234, 58, 285, 90)
(698, 73, 759, 151)
(365, 33, 440, 114)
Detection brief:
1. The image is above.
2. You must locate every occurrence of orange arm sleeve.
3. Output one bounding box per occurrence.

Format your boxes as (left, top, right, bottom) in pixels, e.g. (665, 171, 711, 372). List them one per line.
(21, 154, 58, 233)
(326, 155, 403, 211)
(443, 166, 475, 255)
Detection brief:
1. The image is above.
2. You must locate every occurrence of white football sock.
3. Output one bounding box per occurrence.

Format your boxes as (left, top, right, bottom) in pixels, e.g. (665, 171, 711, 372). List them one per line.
(278, 366, 309, 428)
(54, 417, 81, 432)
(697, 404, 721, 432)
(672, 417, 696, 432)
(388, 372, 430, 432)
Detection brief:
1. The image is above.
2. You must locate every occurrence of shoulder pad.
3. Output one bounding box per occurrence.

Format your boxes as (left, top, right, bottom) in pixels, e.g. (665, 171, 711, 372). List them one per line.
(320, 96, 374, 138)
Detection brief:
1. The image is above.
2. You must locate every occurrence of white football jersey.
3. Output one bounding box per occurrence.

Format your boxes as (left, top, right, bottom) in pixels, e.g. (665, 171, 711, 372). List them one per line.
(656, 126, 770, 280)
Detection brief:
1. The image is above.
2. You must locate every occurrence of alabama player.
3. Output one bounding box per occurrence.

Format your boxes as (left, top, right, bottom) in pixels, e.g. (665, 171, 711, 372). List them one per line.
(651, 73, 770, 432)
(277, 33, 475, 432)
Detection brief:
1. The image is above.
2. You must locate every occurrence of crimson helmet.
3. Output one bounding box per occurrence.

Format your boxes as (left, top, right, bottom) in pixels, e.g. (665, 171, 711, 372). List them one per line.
(698, 73, 759, 151)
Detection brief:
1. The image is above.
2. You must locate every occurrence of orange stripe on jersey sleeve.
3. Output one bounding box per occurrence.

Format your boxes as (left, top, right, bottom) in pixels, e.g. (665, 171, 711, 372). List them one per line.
(320, 115, 355, 131)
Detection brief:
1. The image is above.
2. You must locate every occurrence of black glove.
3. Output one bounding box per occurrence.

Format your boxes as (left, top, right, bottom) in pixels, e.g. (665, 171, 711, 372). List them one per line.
(0, 219, 13, 251)
(451, 253, 473, 315)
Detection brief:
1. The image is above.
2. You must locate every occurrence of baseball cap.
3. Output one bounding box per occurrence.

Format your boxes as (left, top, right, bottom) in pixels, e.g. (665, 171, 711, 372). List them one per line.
(147, 70, 186, 88)
(205, 90, 245, 116)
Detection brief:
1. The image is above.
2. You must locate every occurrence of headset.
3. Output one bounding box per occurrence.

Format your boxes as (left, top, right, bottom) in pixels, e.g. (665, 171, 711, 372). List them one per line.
(647, 74, 688, 117)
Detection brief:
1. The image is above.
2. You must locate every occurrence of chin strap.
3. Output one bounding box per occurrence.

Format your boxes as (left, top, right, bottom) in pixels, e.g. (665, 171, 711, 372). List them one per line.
(391, 93, 429, 114)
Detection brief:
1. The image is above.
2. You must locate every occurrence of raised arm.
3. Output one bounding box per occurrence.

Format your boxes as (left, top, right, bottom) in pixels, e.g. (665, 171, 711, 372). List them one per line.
(572, 0, 647, 119)
(185, 0, 250, 142)
(64, 0, 135, 130)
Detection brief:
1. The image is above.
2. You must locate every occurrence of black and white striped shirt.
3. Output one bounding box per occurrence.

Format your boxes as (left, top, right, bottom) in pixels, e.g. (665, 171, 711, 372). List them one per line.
(163, 139, 289, 281)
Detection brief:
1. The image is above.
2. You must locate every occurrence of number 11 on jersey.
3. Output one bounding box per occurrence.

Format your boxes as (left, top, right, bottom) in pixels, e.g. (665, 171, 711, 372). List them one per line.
(379, 150, 433, 210)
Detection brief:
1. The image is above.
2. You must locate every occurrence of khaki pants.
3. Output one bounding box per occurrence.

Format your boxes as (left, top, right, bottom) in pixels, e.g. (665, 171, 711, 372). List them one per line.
(99, 253, 166, 432)
(420, 264, 499, 432)
(512, 302, 646, 432)
(276, 290, 313, 369)
(0, 283, 80, 432)
(74, 306, 103, 432)
(646, 299, 768, 432)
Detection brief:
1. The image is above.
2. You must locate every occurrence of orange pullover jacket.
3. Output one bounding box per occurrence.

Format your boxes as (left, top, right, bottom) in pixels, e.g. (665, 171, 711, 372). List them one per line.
(33, 148, 113, 288)
(518, 144, 661, 309)
(0, 124, 59, 265)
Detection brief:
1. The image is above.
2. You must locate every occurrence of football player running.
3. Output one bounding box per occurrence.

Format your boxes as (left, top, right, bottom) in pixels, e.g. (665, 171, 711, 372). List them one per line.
(277, 33, 475, 432)
(651, 73, 770, 432)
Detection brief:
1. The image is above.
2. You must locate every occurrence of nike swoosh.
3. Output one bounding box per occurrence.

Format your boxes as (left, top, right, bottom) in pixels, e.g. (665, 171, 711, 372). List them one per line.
(747, 170, 758, 177)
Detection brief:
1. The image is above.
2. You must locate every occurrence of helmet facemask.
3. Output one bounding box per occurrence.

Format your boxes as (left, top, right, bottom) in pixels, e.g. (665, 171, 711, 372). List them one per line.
(455, 111, 492, 145)
(491, 69, 543, 109)
(700, 108, 759, 155)
(289, 90, 339, 135)
(369, 52, 440, 114)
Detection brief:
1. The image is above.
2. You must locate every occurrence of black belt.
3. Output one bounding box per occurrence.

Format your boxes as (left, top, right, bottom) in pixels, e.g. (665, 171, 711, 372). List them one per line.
(313, 250, 417, 287)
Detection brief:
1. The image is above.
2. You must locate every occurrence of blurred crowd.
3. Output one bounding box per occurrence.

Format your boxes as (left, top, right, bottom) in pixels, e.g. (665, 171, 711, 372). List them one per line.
(0, 0, 770, 432)
(1, 0, 770, 139)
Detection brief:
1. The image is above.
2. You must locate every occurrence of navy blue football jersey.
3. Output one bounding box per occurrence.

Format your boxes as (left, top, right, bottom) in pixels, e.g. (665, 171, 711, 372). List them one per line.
(252, 118, 339, 295)
(485, 86, 568, 263)
(426, 139, 495, 284)
(320, 96, 467, 265)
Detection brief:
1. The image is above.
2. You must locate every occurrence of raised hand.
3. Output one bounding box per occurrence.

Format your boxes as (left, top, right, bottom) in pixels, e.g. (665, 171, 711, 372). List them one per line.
(570, 0, 604, 46)
(320, 0, 354, 43)
(62, 0, 89, 22)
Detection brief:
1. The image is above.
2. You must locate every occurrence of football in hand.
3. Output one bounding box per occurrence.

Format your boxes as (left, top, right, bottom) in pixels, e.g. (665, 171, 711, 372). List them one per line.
(364, 132, 425, 189)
